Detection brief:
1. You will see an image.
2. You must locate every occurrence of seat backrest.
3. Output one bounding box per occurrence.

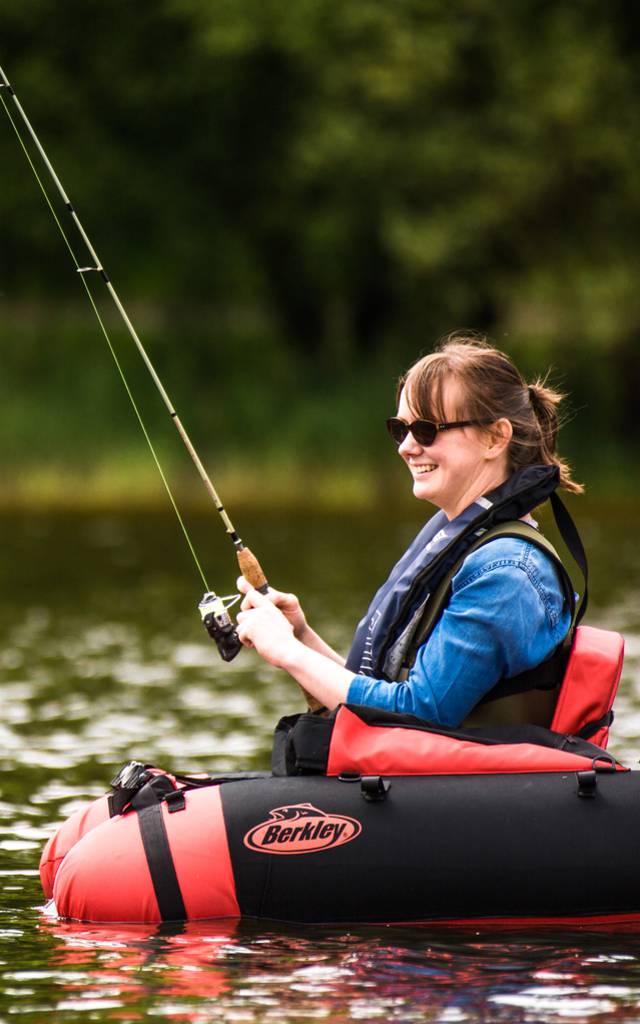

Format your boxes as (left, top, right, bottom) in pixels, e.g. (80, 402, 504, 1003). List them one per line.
(550, 625, 624, 748)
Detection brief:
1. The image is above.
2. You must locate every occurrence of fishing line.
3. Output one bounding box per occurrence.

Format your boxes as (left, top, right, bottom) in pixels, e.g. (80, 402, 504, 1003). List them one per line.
(0, 84, 210, 590)
(0, 66, 270, 591)
(1, 66, 324, 705)
(0, 68, 270, 593)
(0, 72, 240, 537)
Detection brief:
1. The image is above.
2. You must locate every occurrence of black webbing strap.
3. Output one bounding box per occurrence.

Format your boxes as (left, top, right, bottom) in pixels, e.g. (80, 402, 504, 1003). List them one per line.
(550, 491, 588, 624)
(575, 710, 614, 740)
(481, 643, 570, 703)
(132, 778, 187, 922)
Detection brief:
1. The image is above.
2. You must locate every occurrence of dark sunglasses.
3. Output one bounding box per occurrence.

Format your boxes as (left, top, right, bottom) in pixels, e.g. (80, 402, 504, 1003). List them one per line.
(386, 417, 493, 447)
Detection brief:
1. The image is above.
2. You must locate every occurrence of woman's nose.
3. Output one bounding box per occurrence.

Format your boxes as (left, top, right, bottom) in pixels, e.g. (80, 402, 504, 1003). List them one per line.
(398, 429, 421, 457)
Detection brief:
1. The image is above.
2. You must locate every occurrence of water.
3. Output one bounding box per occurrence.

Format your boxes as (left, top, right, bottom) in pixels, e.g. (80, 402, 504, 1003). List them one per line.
(2, 502, 640, 1022)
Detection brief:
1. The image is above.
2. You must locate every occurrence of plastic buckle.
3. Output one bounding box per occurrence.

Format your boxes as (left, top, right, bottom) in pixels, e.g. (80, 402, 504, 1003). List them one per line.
(576, 770, 597, 798)
(360, 776, 390, 802)
(111, 760, 151, 791)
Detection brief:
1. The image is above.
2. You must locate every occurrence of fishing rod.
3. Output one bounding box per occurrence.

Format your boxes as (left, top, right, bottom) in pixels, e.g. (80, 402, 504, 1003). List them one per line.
(0, 65, 320, 704)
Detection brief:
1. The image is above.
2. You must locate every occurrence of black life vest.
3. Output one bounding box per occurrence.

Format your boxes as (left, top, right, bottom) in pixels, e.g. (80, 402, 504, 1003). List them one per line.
(345, 464, 583, 681)
(403, 516, 623, 738)
(382, 479, 623, 735)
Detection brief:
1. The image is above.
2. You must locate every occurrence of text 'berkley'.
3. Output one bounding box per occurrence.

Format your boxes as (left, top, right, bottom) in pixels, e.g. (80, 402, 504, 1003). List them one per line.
(244, 803, 362, 855)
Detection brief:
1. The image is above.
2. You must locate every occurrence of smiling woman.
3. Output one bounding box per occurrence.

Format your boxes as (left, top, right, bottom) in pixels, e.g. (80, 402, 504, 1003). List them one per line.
(392, 378, 511, 518)
(236, 332, 584, 729)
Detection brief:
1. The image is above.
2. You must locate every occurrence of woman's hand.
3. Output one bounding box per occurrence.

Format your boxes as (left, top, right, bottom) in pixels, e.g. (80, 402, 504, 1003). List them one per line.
(236, 576, 346, 667)
(236, 584, 354, 710)
(236, 576, 309, 641)
(236, 587, 300, 667)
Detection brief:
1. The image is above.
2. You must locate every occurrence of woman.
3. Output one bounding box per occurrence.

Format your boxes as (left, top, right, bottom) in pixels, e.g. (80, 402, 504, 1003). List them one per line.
(236, 333, 583, 727)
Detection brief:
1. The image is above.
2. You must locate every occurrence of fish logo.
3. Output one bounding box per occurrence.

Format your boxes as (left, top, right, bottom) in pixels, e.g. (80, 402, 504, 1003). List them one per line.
(244, 803, 362, 855)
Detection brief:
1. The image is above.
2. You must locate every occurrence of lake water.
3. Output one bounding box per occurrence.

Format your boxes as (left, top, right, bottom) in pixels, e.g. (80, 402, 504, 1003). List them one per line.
(2, 501, 640, 1022)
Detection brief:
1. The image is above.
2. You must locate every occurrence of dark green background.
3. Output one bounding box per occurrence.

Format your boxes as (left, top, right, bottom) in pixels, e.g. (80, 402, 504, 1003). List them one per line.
(2, 1, 639, 498)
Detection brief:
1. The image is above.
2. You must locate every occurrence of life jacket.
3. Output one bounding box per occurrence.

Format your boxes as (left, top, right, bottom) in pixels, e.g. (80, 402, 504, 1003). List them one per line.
(346, 464, 571, 680)
(393, 516, 624, 745)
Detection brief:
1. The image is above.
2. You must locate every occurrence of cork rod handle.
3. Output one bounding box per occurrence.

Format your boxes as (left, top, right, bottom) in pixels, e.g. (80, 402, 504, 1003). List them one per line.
(236, 546, 268, 592)
(236, 545, 324, 714)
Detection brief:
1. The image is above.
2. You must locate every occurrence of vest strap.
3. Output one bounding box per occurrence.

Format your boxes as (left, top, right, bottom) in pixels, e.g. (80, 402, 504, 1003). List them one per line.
(550, 491, 588, 624)
(402, 519, 574, 680)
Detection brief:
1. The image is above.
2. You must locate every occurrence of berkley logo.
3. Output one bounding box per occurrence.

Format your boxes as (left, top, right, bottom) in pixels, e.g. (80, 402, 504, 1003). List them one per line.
(244, 803, 362, 855)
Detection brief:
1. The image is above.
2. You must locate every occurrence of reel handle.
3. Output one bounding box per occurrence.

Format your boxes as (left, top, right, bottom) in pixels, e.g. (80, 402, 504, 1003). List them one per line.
(236, 546, 324, 714)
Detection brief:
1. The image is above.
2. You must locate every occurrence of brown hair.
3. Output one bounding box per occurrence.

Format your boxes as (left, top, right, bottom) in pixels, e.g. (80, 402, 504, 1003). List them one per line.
(399, 331, 583, 494)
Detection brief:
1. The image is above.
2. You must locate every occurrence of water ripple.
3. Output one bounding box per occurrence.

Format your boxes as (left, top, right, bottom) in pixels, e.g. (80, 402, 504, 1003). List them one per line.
(2, 508, 640, 1023)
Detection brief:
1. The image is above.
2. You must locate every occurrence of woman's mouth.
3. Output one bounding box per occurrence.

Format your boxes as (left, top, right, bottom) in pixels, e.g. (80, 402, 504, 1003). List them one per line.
(412, 464, 437, 475)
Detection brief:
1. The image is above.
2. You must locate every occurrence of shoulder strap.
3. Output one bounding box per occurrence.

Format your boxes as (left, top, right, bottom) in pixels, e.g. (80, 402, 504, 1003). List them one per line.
(403, 520, 574, 672)
(550, 491, 588, 624)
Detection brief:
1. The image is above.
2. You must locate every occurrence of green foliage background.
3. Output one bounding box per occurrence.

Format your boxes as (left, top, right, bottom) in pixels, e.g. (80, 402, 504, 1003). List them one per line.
(1, 0, 639, 504)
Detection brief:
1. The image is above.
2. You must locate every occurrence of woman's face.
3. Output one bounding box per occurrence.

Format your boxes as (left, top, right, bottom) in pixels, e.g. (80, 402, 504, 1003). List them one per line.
(395, 378, 510, 519)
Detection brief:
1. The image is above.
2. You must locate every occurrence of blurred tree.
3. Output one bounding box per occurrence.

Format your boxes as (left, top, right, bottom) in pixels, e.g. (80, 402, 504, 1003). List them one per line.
(1, 0, 639, 454)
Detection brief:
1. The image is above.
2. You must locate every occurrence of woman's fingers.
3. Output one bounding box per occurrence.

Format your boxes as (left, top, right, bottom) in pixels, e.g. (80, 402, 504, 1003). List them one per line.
(236, 578, 307, 638)
(235, 594, 295, 664)
(239, 581, 271, 612)
(237, 576, 289, 610)
(235, 614, 254, 647)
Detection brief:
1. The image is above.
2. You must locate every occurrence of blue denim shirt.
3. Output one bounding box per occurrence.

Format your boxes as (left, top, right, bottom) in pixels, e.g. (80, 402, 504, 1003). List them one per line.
(347, 537, 572, 727)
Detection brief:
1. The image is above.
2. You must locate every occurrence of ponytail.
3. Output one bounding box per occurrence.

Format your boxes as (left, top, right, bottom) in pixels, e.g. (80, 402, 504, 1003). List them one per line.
(526, 376, 583, 494)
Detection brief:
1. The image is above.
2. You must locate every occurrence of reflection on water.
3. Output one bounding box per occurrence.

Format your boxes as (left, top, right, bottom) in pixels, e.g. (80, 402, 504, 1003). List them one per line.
(2, 503, 640, 1022)
(11, 915, 640, 1022)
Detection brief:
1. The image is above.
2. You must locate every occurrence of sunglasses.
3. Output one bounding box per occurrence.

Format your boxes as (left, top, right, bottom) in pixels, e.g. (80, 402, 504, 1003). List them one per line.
(386, 417, 493, 447)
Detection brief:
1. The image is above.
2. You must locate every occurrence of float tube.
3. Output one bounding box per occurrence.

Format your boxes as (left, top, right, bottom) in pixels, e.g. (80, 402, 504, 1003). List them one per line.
(41, 624, 640, 929)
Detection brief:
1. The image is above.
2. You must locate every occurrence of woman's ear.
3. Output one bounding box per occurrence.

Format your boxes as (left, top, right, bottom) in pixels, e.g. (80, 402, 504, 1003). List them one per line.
(485, 418, 513, 459)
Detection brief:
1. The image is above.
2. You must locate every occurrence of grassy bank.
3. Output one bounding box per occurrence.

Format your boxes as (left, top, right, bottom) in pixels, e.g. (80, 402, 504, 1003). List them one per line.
(0, 451, 390, 513)
(3, 445, 640, 515)
(3, 313, 639, 511)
